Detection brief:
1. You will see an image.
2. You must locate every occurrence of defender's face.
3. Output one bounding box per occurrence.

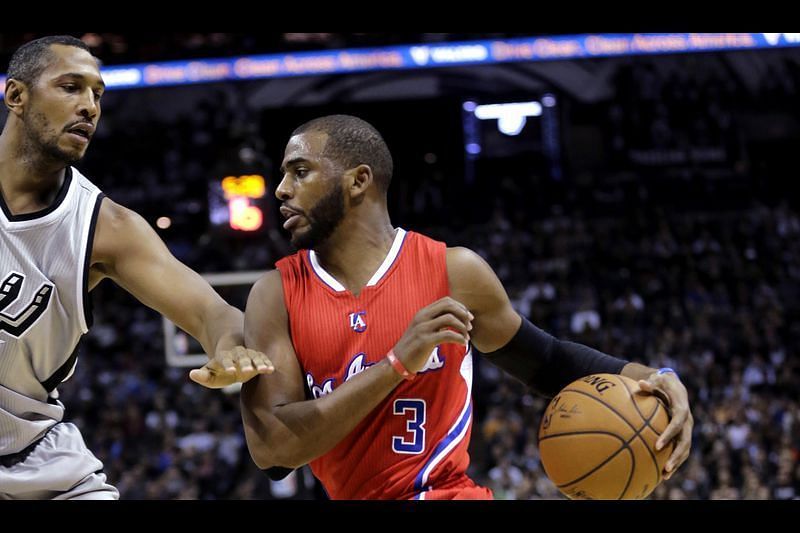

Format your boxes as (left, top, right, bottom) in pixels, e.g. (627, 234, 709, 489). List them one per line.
(276, 131, 346, 250)
(23, 44, 105, 164)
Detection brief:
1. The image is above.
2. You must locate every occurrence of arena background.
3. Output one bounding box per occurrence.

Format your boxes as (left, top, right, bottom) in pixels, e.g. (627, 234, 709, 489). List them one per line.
(1, 32, 799, 500)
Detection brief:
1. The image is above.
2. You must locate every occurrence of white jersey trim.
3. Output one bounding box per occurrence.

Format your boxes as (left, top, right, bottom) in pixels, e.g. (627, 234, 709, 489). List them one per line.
(308, 228, 407, 292)
(414, 346, 474, 491)
(308, 250, 346, 292)
(366, 228, 407, 287)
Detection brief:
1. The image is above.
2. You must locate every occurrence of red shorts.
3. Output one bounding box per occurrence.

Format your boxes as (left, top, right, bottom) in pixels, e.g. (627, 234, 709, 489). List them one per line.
(413, 483, 493, 500)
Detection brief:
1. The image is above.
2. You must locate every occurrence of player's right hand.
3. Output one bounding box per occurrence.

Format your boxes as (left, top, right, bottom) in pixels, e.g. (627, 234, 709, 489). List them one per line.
(189, 346, 274, 389)
(392, 296, 473, 374)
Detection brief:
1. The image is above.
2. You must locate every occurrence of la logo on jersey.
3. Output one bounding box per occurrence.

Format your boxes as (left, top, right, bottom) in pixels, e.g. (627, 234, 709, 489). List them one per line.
(349, 311, 367, 333)
(0, 272, 54, 338)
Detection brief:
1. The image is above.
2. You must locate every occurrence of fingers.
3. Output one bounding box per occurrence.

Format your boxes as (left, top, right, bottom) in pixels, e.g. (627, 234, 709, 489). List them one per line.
(251, 351, 274, 373)
(420, 297, 474, 325)
(221, 346, 275, 375)
(656, 405, 685, 451)
(233, 346, 253, 373)
(189, 361, 226, 389)
(190, 347, 275, 389)
(638, 380, 671, 414)
(427, 313, 471, 344)
(418, 297, 474, 346)
(649, 376, 688, 450)
(219, 350, 236, 373)
(395, 297, 475, 371)
(189, 364, 227, 389)
(638, 372, 693, 479)
(430, 329, 471, 347)
(663, 419, 693, 479)
(189, 367, 211, 385)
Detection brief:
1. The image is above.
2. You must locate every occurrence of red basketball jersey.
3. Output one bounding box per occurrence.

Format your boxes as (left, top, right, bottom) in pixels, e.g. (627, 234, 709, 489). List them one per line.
(276, 229, 489, 500)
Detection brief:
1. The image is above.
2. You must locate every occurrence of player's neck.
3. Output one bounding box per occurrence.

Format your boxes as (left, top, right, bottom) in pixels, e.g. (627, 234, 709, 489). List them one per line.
(0, 149, 67, 214)
(314, 211, 396, 296)
(0, 128, 67, 196)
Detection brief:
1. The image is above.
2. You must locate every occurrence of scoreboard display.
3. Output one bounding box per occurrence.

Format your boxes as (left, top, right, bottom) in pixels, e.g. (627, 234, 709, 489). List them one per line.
(208, 174, 268, 233)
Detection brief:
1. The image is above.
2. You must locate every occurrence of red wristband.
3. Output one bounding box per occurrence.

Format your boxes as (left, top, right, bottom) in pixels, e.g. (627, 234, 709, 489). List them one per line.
(386, 350, 415, 380)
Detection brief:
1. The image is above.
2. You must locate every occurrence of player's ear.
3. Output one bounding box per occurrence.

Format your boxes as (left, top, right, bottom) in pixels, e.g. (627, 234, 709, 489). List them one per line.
(347, 164, 373, 201)
(4, 78, 29, 116)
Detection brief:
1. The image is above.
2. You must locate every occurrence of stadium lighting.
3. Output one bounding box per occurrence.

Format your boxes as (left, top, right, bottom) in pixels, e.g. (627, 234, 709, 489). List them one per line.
(474, 101, 542, 136)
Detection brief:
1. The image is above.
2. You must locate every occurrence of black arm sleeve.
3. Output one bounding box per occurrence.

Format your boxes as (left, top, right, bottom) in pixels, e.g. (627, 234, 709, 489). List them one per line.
(482, 313, 628, 398)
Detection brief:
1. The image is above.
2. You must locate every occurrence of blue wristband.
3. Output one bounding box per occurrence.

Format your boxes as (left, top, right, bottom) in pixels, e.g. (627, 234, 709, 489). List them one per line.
(657, 367, 677, 377)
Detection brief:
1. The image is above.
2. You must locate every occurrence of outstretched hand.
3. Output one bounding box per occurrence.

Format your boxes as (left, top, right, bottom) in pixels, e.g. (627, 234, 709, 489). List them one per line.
(189, 346, 274, 389)
(638, 370, 693, 480)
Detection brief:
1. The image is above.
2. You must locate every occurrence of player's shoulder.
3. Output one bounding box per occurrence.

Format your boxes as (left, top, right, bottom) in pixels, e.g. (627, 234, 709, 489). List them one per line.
(446, 246, 501, 295)
(251, 268, 297, 302)
(251, 269, 282, 294)
(446, 245, 488, 271)
(96, 197, 145, 233)
(247, 269, 290, 317)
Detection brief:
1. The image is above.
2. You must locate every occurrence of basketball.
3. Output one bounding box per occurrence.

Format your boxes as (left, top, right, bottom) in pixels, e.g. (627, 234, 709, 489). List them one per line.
(538, 373, 673, 499)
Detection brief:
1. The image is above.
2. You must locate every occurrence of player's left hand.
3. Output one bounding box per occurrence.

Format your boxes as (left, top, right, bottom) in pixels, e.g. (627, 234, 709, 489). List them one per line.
(638, 369, 693, 480)
(189, 346, 274, 389)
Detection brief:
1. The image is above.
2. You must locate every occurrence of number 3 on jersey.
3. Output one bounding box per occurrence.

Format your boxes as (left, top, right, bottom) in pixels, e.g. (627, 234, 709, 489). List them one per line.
(392, 399, 426, 454)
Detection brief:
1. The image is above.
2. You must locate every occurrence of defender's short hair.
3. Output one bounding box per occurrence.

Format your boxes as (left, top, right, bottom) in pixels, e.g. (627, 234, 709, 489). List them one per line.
(7, 35, 92, 86)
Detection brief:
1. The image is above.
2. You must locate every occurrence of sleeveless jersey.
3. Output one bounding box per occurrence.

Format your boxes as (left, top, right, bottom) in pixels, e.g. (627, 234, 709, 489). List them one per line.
(276, 229, 480, 499)
(0, 167, 103, 455)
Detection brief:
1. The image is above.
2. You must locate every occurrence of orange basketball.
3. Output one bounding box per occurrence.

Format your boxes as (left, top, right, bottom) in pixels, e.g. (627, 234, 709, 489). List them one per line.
(538, 373, 673, 499)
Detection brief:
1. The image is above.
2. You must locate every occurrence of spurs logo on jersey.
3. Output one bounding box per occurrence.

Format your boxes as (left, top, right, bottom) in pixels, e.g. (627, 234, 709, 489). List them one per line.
(0, 272, 54, 338)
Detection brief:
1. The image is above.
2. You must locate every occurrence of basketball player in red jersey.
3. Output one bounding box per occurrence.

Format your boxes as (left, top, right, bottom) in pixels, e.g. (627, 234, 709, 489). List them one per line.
(240, 115, 693, 500)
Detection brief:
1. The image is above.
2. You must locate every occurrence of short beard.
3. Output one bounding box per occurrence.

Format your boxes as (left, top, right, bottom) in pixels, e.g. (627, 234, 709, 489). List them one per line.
(292, 181, 346, 250)
(23, 110, 83, 166)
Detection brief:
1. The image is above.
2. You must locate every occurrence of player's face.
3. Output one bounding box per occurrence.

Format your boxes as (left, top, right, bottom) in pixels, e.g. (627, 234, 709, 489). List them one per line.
(277, 131, 346, 250)
(22, 44, 104, 165)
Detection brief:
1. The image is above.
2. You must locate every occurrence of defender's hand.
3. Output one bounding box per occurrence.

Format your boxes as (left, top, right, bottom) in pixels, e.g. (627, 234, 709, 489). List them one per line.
(190, 346, 274, 389)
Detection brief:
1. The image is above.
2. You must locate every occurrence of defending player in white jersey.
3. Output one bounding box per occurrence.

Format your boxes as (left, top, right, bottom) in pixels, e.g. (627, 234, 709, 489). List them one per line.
(0, 35, 273, 499)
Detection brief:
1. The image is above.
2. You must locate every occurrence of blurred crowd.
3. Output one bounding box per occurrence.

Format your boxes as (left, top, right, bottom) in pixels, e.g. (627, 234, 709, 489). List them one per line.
(460, 200, 800, 500)
(7, 39, 795, 499)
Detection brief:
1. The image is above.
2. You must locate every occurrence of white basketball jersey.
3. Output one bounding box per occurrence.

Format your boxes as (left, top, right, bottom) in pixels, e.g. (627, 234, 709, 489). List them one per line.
(0, 167, 103, 455)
